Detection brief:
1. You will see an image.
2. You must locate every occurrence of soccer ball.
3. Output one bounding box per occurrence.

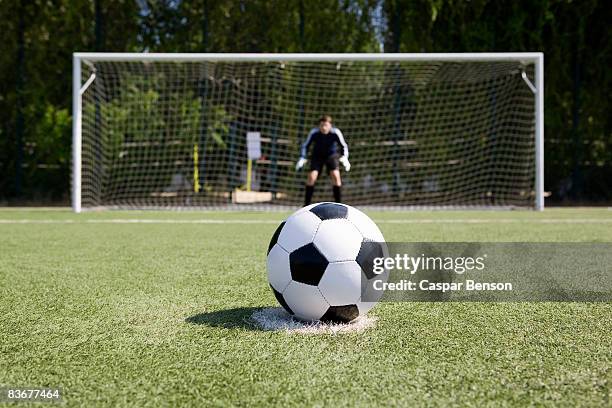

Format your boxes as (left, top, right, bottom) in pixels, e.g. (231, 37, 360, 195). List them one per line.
(266, 202, 387, 323)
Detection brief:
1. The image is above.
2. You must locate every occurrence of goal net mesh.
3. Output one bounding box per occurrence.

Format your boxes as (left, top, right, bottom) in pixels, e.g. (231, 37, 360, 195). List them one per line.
(79, 58, 536, 209)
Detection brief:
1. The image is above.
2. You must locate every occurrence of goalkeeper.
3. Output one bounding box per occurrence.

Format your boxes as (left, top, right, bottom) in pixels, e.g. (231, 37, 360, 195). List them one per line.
(295, 115, 350, 205)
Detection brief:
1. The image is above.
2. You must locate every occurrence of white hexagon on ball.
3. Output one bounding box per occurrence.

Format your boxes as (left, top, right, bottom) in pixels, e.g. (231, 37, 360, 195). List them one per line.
(318, 261, 362, 306)
(347, 206, 385, 242)
(283, 281, 329, 321)
(267, 244, 291, 293)
(277, 210, 321, 252)
(313, 219, 363, 262)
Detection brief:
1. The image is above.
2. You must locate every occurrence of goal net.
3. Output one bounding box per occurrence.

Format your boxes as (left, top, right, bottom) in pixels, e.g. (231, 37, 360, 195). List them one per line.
(74, 54, 543, 211)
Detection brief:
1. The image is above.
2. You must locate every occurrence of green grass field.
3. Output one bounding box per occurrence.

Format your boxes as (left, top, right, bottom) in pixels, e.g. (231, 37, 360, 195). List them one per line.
(1, 208, 611, 406)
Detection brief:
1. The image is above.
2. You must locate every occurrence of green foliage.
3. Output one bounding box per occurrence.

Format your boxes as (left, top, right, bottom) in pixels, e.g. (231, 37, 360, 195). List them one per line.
(22, 104, 71, 199)
(81, 70, 233, 193)
(205, 105, 231, 152)
(0, 0, 609, 203)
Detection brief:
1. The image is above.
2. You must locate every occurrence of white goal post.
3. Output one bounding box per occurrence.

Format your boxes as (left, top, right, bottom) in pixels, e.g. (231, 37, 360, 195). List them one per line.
(72, 52, 544, 212)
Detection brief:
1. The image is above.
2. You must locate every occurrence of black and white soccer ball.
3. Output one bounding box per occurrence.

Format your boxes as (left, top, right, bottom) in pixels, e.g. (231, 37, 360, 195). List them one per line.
(267, 202, 388, 323)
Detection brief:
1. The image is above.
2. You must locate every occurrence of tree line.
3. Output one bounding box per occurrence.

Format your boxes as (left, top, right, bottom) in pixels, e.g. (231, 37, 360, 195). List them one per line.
(0, 0, 610, 204)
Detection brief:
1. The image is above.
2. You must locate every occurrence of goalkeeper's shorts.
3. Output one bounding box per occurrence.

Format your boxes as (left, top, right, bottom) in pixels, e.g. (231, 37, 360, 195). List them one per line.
(310, 154, 340, 173)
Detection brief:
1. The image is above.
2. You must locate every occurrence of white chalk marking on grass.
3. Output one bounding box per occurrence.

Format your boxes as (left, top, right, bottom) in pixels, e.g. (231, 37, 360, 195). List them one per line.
(379, 218, 612, 224)
(85, 219, 280, 224)
(0, 219, 77, 224)
(0, 219, 279, 224)
(0, 207, 69, 211)
(249, 307, 377, 334)
(0, 218, 611, 225)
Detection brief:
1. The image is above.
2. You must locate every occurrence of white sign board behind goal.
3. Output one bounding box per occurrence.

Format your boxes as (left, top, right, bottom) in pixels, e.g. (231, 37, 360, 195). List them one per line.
(246, 132, 262, 160)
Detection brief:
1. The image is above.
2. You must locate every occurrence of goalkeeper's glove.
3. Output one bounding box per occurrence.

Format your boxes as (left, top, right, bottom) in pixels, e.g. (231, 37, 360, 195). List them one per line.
(339, 156, 351, 172)
(295, 157, 307, 171)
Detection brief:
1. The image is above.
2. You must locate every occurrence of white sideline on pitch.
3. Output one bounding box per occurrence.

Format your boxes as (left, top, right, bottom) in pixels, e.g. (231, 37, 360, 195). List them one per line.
(0, 218, 611, 224)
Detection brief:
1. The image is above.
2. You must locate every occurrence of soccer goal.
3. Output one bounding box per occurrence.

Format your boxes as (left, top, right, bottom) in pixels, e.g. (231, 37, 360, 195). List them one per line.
(72, 53, 543, 212)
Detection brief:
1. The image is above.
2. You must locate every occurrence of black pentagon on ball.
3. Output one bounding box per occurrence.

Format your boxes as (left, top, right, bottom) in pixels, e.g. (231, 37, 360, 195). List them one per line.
(309, 202, 348, 220)
(321, 305, 360, 323)
(357, 240, 385, 280)
(289, 243, 329, 286)
(267, 221, 285, 255)
(270, 284, 294, 315)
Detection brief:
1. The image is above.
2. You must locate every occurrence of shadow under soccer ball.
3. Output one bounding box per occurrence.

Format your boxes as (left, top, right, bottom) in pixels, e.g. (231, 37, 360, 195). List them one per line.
(185, 307, 264, 331)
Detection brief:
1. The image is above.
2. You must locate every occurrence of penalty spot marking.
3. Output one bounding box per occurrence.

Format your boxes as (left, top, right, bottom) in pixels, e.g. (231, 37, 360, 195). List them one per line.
(248, 307, 377, 334)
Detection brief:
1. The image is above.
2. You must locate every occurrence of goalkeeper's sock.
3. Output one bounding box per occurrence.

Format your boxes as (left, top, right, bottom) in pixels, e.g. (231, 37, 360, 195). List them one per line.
(333, 186, 342, 203)
(305, 185, 315, 206)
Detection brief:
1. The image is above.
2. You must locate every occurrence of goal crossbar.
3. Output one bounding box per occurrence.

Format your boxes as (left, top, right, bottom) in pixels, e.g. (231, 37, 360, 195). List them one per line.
(74, 52, 543, 62)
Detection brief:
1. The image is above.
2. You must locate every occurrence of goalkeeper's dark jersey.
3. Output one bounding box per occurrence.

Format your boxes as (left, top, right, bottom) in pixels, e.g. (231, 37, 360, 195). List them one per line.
(300, 127, 348, 160)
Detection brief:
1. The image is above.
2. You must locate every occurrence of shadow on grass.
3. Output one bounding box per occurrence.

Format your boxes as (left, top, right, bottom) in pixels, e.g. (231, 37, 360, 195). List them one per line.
(185, 307, 264, 331)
